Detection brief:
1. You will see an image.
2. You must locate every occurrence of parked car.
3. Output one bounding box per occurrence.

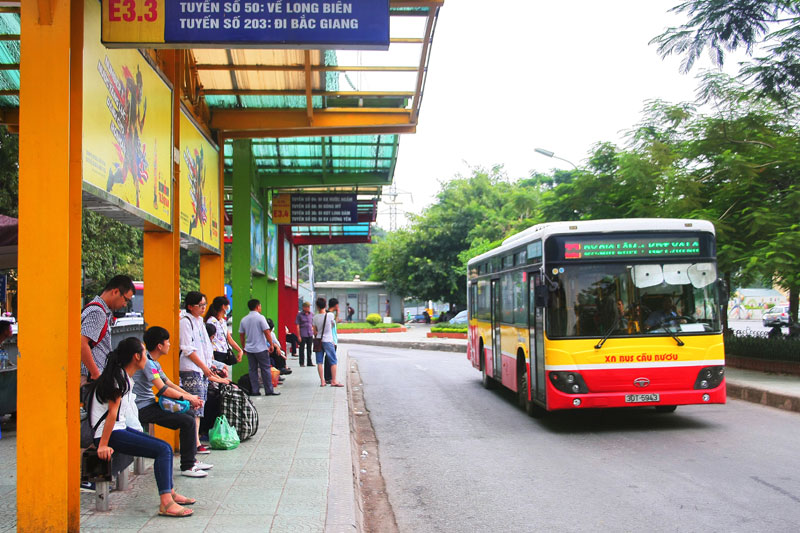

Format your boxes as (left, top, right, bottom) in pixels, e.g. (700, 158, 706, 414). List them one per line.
(448, 310, 468, 325)
(763, 305, 790, 327)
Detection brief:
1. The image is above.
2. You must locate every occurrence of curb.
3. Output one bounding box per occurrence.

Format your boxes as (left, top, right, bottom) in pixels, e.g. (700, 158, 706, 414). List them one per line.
(338, 339, 466, 353)
(726, 382, 800, 413)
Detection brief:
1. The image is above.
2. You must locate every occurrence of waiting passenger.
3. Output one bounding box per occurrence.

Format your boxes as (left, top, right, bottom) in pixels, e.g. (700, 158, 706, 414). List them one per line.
(89, 337, 196, 518)
(134, 326, 212, 478)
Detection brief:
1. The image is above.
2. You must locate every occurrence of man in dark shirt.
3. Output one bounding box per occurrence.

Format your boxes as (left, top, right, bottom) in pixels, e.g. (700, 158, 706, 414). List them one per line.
(296, 300, 314, 367)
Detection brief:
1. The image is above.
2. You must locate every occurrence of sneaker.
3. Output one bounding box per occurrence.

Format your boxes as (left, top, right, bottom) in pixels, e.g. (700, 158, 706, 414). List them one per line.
(196, 444, 211, 454)
(181, 466, 208, 478)
(194, 460, 213, 470)
(80, 481, 95, 492)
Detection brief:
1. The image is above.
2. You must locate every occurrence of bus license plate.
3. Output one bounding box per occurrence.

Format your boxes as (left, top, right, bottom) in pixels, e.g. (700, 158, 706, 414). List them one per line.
(625, 393, 660, 403)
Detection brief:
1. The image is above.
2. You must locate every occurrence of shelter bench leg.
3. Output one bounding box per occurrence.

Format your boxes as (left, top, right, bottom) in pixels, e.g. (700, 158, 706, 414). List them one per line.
(95, 481, 110, 512)
(116, 467, 130, 491)
(133, 456, 146, 475)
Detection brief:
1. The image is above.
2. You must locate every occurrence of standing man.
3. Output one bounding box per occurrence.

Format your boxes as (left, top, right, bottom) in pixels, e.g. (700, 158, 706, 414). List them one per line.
(296, 301, 314, 367)
(385, 299, 391, 319)
(81, 275, 135, 383)
(239, 299, 279, 396)
(346, 302, 355, 323)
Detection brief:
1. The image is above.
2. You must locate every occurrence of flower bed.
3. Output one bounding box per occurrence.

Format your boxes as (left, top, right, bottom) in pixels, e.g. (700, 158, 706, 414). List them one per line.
(427, 332, 467, 339)
(338, 323, 407, 334)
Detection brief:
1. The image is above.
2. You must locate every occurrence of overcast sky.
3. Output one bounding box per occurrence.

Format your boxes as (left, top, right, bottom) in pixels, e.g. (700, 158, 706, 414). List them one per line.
(375, 0, 735, 229)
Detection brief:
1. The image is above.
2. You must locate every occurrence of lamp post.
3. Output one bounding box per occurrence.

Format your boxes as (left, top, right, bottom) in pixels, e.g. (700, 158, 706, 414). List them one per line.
(534, 147, 578, 169)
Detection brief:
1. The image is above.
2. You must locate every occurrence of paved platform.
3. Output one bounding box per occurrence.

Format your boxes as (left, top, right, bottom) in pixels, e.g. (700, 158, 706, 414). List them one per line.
(0, 350, 355, 533)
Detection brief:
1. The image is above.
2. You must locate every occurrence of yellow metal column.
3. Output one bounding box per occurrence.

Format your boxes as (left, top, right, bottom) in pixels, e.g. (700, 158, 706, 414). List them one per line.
(143, 50, 182, 448)
(18, 0, 82, 530)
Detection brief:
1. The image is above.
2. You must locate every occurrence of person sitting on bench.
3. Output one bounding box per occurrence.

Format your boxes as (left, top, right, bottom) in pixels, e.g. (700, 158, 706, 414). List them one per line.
(89, 336, 196, 518)
(134, 326, 212, 478)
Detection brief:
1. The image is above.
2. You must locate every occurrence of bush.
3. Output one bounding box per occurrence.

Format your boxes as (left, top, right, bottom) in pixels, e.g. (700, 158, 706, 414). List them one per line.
(724, 332, 800, 362)
(338, 322, 402, 330)
(430, 326, 468, 334)
(365, 313, 383, 326)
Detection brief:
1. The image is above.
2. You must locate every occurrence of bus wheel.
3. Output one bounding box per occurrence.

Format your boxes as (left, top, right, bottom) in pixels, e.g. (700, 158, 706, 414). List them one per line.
(655, 405, 677, 413)
(518, 368, 545, 418)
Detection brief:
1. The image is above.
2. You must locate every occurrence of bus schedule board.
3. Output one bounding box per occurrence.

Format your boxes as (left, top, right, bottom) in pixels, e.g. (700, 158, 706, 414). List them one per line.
(555, 234, 709, 261)
(101, 0, 390, 50)
(272, 193, 357, 225)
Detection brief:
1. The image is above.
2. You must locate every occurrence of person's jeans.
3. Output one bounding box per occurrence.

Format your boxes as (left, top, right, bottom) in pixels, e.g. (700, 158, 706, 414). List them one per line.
(138, 402, 197, 471)
(246, 350, 274, 394)
(95, 427, 173, 495)
(299, 336, 313, 365)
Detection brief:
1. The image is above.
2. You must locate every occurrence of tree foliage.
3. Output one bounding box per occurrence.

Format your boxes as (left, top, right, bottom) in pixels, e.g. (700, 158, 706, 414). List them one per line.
(312, 227, 385, 282)
(0, 126, 18, 217)
(369, 75, 800, 321)
(652, 0, 800, 100)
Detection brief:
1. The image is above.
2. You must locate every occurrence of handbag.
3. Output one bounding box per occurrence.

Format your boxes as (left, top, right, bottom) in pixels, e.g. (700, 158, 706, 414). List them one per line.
(158, 395, 191, 414)
(213, 349, 237, 366)
(312, 313, 328, 352)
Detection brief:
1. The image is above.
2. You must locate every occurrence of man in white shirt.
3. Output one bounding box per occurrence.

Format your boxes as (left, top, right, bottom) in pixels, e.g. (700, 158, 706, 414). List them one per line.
(239, 299, 279, 396)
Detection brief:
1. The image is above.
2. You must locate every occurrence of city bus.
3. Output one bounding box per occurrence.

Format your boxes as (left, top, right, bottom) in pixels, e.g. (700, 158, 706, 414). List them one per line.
(466, 218, 725, 416)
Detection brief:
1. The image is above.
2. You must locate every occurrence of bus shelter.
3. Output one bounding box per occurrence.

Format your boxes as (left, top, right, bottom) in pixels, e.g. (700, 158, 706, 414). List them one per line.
(8, 0, 443, 529)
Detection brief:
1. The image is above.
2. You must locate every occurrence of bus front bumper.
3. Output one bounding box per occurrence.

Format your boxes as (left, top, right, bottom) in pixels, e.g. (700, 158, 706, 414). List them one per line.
(546, 380, 727, 410)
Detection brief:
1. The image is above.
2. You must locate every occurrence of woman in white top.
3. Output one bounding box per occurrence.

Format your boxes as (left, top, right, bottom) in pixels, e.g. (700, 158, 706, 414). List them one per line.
(90, 337, 195, 517)
(204, 296, 243, 364)
(179, 291, 231, 454)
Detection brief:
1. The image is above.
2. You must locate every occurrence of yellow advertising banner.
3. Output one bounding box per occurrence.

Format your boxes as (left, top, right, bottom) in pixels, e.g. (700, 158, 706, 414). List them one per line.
(101, 0, 166, 46)
(83, 0, 173, 228)
(272, 194, 291, 225)
(179, 110, 221, 253)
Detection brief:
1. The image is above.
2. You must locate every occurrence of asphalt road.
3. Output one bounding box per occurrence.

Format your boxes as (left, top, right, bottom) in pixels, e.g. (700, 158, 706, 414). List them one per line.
(349, 345, 800, 533)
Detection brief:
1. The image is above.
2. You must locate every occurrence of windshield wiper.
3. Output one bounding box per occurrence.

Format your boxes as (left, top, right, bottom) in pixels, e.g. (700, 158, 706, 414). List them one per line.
(595, 318, 619, 350)
(659, 320, 685, 346)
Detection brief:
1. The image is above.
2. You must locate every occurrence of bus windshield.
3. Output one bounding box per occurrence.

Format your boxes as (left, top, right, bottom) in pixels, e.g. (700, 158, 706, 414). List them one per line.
(545, 261, 721, 339)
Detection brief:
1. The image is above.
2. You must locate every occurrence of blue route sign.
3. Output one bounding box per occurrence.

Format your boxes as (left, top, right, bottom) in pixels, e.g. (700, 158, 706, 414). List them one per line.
(103, 0, 390, 50)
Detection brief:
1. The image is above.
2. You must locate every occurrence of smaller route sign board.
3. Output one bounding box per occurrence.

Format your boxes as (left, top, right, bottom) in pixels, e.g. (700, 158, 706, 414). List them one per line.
(272, 193, 357, 225)
(101, 0, 390, 49)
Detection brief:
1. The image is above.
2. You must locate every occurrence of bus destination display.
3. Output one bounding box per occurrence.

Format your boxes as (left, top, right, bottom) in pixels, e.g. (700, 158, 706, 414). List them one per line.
(563, 237, 701, 260)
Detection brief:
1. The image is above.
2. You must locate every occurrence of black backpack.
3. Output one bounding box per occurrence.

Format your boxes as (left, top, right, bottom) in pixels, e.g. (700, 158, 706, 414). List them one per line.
(80, 382, 108, 449)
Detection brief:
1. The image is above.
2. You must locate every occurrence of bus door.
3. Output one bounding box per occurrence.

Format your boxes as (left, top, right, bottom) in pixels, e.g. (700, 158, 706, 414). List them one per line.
(491, 278, 502, 378)
(529, 272, 546, 402)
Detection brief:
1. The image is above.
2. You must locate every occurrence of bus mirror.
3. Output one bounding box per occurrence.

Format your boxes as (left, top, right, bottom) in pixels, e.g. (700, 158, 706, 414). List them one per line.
(534, 284, 548, 308)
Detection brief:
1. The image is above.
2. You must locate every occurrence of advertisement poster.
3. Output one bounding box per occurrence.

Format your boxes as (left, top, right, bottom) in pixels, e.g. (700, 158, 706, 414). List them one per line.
(284, 236, 292, 288)
(292, 244, 299, 289)
(267, 220, 278, 281)
(82, 0, 173, 228)
(179, 109, 220, 253)
(250, 196, 265, 275)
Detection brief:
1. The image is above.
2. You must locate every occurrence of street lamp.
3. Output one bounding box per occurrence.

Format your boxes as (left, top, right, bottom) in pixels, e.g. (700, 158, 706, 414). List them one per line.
(534, 147, 578, 169)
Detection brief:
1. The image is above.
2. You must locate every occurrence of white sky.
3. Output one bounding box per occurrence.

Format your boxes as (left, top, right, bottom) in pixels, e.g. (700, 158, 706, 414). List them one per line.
(375, 0, 735, 229)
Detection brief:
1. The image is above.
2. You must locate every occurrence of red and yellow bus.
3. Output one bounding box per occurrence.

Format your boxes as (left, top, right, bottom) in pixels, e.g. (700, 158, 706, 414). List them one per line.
(466, 218, 725, 416)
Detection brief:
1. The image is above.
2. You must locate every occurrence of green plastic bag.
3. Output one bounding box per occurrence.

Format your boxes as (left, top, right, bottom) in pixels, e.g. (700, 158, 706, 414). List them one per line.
(209, 415, 240, 450)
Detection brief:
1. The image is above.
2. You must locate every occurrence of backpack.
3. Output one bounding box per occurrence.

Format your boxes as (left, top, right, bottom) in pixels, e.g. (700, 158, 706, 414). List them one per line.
(80, 382, 108, 449)
(219, 383, 259, 441)
(82, 302, 112, 349)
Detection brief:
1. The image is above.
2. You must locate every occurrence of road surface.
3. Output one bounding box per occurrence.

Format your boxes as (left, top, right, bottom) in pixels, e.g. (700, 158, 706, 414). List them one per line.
(350, 345, 800, 533)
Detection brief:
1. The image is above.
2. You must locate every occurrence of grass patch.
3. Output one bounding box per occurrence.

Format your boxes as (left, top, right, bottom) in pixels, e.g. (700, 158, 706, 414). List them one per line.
(338, 322, 403, 330)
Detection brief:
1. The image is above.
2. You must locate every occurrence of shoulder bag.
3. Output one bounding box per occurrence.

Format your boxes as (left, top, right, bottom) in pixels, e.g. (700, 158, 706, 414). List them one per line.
(312, 313, 328, 353)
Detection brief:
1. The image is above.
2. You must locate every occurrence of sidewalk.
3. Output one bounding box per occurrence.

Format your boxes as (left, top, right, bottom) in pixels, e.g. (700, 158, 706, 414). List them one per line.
(340, 326, 800, 414)
(0, 351, 356, 533)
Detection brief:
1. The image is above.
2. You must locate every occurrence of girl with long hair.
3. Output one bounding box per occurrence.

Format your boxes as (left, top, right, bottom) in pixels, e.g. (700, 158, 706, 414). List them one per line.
(204, 295, 243, 364)
(90, 336, 195, 518)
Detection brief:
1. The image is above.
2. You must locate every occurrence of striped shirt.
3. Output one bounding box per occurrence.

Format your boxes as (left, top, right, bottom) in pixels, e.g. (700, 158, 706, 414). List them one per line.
(80, 296, 113, 376)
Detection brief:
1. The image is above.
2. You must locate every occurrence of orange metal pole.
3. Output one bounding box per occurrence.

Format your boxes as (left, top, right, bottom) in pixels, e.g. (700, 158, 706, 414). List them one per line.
(18, 0, 82, 530)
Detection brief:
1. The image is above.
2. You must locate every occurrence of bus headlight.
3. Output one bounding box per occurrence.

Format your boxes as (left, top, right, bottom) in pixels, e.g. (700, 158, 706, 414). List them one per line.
(694, 366, 724, 390)
(549, 371, 589, 394)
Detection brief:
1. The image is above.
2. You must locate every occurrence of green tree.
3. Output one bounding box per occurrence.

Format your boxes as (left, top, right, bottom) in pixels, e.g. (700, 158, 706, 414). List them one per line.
(0, 126, 18, 217)
(312, 227, 385, 282)
(82, 210, 143, 299)
(652, 0, 800, 100)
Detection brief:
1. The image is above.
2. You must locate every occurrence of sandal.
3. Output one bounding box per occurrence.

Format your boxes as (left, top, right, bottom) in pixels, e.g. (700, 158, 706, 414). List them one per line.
(320, 383, 327, 387)
(172, 493, 196, 505)
(331, 383, 344, 387)
(159, 502, 193, 518)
